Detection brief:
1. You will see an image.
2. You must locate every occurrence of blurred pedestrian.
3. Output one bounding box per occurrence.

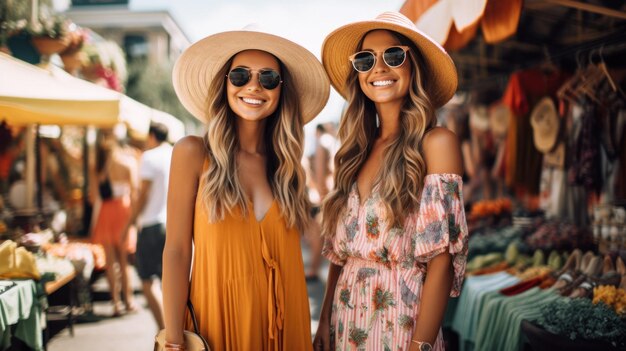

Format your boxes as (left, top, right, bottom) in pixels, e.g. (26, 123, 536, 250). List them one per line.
(91, 129, 138, 316)
(312, 124, 334, 200)
(303, 124, 337, 280)
(126, 122, 172, 329)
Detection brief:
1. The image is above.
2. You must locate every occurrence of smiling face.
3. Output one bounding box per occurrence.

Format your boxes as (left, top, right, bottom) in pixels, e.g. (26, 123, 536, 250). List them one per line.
(226, 50, 282, 122)
(357, 30, 412, 105)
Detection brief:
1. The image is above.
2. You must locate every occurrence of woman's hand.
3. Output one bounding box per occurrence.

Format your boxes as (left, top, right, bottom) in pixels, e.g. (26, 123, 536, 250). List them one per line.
(314, 262, 343, 351)
(313, 319, 332, 351)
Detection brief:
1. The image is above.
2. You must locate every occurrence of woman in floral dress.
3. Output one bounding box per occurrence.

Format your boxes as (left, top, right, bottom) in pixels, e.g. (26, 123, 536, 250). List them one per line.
(314, 12, 468, 351)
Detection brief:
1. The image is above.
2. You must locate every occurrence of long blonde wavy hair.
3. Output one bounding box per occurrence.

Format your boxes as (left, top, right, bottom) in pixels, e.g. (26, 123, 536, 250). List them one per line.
(322, 31, 436, 237)
(200, 55, 309, 233)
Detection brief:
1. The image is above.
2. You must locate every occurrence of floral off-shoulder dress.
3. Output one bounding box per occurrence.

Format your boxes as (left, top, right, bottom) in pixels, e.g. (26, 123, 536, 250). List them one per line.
(323, 174, 468, 351)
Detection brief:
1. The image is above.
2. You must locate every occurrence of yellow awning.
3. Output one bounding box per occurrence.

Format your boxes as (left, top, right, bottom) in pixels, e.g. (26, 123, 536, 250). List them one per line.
(0, 53, 152, 138)
(0, 53, 121, 126)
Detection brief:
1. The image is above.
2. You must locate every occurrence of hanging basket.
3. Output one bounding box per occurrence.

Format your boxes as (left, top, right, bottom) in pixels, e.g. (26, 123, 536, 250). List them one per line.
(31, 35, 70, 56)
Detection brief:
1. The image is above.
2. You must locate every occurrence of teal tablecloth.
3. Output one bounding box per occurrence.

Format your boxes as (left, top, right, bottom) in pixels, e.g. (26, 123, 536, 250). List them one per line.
(0, 279, 43, 351)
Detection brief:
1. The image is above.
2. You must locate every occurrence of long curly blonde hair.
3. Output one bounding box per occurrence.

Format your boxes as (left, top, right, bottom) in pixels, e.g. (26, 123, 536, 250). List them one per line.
(200, 56, 309, 233)
(322, 31, 436, 237)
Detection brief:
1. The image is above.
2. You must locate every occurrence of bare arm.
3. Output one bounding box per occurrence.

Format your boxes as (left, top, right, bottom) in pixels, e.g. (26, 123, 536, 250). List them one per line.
(128, 179, 152, 225)
(313, 262, 343, 351)
(318, 262, 342, 323)
(120, 154, 140, 242)
(127, 154, 140, 206)
(461, 142, 475, 179)
(163, 135, 205, 345)
(410, 127, 463, 348)
(313, 146, 330, 199)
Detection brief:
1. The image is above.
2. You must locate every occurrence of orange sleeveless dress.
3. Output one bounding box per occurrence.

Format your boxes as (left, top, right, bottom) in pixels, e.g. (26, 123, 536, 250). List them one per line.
(185, 161, 313, 351)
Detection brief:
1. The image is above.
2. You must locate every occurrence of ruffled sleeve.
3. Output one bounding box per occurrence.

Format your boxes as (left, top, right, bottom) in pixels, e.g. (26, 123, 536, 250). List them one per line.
(322, 236, 346, 266)
(413, 174, 468, 297)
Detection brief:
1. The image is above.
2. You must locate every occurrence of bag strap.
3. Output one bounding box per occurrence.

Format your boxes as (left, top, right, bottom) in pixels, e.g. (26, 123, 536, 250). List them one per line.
(187, 300, 201, 335)
(186, 299, 211, 350)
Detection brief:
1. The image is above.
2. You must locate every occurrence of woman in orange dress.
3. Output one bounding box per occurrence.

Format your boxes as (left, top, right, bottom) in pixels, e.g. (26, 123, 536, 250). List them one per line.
(162, 28, 329, 351)
(315, 12, 468, 351)
(91, 130, 138, 316)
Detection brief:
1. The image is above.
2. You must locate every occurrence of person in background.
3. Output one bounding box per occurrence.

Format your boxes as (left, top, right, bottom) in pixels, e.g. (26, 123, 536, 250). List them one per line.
(303, 124, 337, 281)
(315, 12, 468, 351)
(126, 122, 172, 329)
(301, 155, 325, 282)
(162, 27, 329, 351)
(91, 129, 138, 317)
(312, 124, 334, 200)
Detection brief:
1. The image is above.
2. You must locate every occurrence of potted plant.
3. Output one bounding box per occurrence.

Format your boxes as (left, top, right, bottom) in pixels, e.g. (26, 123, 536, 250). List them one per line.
(0, 0, 29, 55)
(29, 15, 70, 55)
(1, 0, 70, 58)
(59, 24, 86, 74)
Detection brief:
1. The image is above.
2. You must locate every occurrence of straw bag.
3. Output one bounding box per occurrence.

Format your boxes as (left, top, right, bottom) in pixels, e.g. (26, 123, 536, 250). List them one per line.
(154, 300, 210, 351)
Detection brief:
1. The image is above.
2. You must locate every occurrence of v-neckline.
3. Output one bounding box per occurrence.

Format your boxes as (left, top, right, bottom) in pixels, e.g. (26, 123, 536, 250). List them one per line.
(353, 182, 379, 207)
(248, 198, 276, 223)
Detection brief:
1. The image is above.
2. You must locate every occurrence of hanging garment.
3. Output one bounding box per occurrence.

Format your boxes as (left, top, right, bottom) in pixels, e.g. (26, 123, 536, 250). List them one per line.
(568, 100, 603, 194)
(502, 69, 570, 195)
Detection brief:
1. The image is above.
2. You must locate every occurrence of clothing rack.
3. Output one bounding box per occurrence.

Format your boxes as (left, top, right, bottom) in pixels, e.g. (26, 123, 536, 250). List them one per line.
(459, 30, 626, 91)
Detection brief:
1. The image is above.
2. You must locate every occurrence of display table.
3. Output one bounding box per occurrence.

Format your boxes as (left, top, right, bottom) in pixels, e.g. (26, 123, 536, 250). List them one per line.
(0, 280, 43, 351)
(44, 271, 76, 295)
(42, 270, 77, 346)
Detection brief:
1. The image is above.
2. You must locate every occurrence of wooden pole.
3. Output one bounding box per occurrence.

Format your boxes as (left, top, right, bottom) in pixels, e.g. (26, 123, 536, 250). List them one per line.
(36, 124, 42, 211)
(25, 125, 35, 211)
(528, 0, 626, 20)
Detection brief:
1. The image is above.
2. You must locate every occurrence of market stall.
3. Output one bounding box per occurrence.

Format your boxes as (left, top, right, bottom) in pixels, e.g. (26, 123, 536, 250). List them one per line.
(0, 52, 163, 350)
(399, 1, 626, 349)
(0, 52, 151, 216)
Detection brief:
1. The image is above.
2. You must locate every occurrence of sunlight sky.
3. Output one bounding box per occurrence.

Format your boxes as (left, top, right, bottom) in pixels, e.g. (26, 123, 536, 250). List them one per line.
(128, 0, 405, 152)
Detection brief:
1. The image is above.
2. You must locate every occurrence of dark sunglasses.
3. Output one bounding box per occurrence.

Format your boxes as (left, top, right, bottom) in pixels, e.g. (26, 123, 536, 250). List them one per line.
(227, 67, 282, 90)
(349, 46, 410, 73)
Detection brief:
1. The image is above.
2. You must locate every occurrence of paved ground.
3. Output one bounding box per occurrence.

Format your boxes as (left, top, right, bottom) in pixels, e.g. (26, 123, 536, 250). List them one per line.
(47, 239, 327, 351)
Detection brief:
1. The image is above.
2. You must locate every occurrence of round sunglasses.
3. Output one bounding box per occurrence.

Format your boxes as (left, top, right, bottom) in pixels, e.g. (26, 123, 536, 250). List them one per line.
(226, 67, 282, 90)
(348, 46, 410, 73)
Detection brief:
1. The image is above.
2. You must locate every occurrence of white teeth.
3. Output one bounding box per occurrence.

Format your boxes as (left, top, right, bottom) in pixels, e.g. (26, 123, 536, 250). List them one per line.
(372, 80, 394, 87)
(242, 97, 263, 105)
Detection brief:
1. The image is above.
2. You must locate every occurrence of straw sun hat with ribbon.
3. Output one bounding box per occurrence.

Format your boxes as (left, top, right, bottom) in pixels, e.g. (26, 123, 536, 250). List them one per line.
(530, 97, 560, 153)
(322, 11, 457, 108)
(173, 27, 330, 124)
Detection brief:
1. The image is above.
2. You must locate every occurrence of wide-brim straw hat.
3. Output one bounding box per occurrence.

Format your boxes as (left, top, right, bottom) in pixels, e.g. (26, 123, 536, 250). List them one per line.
(469, 105, 490, 132)
(322, 11, 457, 108)
(530, 97, 560, 153)
(173, 28, 329, 124)
(489, 103, 511, 138)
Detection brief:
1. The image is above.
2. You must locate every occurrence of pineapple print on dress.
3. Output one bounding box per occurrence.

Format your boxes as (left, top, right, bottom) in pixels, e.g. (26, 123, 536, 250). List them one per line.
(323, 174, 468, 350)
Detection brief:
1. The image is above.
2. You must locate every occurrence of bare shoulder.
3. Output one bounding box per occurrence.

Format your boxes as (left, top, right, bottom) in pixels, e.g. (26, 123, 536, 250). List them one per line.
(110, 151, 136, 175)
(171, 135, 206, 177)
(422, 127, 463, 175)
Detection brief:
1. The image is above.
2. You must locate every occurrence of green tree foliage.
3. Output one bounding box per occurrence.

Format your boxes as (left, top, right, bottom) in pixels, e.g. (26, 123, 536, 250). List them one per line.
(125, 60, 198, 127)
